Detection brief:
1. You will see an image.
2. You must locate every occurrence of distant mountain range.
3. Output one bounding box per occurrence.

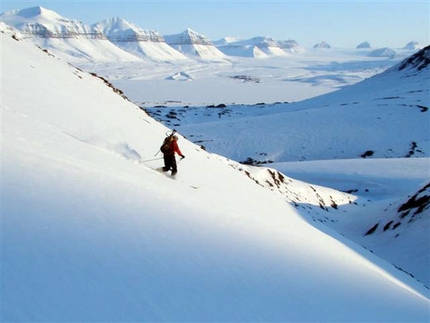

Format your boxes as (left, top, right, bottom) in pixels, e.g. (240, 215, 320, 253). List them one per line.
(0, 6, 425, 62)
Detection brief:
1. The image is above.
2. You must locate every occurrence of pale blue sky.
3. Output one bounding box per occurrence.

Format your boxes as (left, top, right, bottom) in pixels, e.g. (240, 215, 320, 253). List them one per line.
(1, 0, 429, 48)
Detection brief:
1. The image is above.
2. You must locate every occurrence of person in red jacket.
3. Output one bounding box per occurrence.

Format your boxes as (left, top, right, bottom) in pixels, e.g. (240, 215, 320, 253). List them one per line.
(162, 135, 185, 175)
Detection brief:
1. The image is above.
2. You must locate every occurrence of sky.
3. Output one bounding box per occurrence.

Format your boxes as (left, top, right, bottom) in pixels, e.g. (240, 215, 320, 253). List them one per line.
(1, 0, 429, 48)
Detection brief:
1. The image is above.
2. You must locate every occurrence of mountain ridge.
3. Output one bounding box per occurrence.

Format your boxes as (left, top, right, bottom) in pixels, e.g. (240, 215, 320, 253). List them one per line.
(1, 6, 104, 39)
(1, 6, 425, 61)
(94, 17, 164, 42)
(93, 17, 188, 61)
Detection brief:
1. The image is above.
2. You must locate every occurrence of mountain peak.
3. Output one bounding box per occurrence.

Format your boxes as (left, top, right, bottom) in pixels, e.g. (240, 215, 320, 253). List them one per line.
(397, 45, 430, 71)
(16, 6, 43, 17)
(357, 41, 371, 49)
(404, 41, 423, 50)
(313, 41, 331, 49)
(0, 7, 104, 39)
(103, 17, 137, 30)
(368, 47, 397, 58)
(165, 28, 213, 46)
(94, 17, 164, 42)
(11, 6, 61, 20)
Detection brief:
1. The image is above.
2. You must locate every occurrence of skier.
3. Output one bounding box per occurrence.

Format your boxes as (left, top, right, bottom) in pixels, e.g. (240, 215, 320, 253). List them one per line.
(162, 135, 185, 175)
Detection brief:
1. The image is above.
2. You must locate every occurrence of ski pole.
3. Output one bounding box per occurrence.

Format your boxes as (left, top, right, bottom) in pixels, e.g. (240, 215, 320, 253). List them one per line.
(177, 156, 185, 165)
(140, 157, 164, 163)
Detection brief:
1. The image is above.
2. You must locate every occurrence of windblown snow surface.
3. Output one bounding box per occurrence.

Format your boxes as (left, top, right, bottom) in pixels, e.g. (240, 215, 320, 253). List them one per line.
(1, 31, 429, 323)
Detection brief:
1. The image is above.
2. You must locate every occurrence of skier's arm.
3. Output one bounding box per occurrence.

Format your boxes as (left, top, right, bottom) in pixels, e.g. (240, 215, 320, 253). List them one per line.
(173, 141, 184, 157)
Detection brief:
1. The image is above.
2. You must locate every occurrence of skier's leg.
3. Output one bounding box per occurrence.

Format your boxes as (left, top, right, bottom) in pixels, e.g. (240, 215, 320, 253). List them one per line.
(163, 155, 172, 172)
(171, 157, 178, 174)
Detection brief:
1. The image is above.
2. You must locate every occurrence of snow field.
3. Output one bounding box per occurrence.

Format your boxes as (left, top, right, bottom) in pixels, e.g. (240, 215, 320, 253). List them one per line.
(1, 32, 429, 322)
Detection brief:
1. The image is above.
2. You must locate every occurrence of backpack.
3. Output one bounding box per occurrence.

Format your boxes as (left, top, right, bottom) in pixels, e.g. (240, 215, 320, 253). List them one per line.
(160, 130, 177, 153)
(160, 136, 173, 153)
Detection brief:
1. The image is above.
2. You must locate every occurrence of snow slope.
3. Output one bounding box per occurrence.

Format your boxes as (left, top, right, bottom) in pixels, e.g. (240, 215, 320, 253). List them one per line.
(143, 46, 430, 289)
(273, 157, 430, 287)
(2, 32, 429, 322)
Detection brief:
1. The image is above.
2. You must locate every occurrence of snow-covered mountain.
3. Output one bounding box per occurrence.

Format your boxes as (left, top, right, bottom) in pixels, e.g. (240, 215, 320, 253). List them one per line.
(0, 6, 141, 62)
(404, 40, 423, 50)
(93, 17, 188, 61)
(165, 27, 213, 46)
(278, 38, 304, 53)
(215, 36, 303, 57)
(0, 6, 100, 38)
(314, 41, 331, 48)
(369, 47, 397, 58)
(94, 17, 164, 42)
(356, 41, 372, 49)
(2, 27, 429, 321)
(214, 37, 269, 58)
(164, 28, 229, 60)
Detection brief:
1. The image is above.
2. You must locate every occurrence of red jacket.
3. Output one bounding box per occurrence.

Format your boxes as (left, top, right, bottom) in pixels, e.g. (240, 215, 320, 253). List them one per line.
(168, 140, 183, 157)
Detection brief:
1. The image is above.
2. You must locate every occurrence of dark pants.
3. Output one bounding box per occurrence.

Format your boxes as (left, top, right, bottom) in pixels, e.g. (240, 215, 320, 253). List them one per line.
(163, 154, 177, 173)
